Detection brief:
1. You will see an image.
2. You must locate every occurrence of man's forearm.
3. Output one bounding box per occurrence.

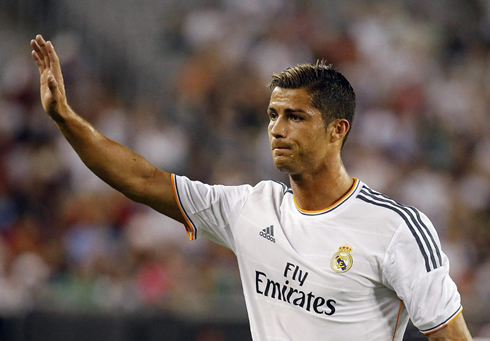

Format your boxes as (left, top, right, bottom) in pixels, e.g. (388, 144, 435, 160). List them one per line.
(54, 104, 158, 200)
(31, 35, 183, 223)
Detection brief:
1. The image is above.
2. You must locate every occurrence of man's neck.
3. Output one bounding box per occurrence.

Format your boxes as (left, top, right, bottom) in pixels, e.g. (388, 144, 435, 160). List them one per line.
(289, 162, 354, 212)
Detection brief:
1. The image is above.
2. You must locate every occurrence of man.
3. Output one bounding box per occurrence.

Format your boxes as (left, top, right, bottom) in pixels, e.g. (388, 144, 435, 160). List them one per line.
(30, 34, 472, 340)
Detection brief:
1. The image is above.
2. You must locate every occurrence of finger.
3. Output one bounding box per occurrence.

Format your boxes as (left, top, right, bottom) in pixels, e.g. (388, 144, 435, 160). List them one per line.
(46, 41, 65, 93)
(31, 50, 46, 73)
(35, 34, 50, 68)
(30, 39, 45, 59)
(31, 39, 47, 69)
(46, 42, 62, 77)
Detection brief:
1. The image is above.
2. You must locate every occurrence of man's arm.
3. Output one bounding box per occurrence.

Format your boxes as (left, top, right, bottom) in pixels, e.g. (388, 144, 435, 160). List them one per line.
(426, 314, 473, 341)
(30, 34, 185, 224)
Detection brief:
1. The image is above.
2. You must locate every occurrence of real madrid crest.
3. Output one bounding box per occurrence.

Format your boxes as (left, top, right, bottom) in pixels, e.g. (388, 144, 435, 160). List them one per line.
(330, 244, 353, 273)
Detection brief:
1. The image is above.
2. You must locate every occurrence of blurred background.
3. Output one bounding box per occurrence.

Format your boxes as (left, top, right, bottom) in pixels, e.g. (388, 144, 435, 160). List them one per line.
(0, 0, 489, 340)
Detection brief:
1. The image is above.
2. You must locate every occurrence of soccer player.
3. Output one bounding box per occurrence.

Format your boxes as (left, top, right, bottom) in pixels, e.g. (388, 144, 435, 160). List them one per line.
(30, 34, 473, 340)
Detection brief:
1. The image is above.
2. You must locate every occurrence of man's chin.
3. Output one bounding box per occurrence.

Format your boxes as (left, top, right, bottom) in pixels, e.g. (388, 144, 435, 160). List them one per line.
(273, 159, 297, 174)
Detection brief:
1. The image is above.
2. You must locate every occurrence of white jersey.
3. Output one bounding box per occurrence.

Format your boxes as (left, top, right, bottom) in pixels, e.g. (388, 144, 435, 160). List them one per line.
(171, 174, 462, 341)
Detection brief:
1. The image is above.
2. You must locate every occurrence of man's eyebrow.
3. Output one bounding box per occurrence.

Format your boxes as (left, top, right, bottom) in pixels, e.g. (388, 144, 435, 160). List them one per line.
(267, 107, 310, 115)
(285, 108, 308, 115)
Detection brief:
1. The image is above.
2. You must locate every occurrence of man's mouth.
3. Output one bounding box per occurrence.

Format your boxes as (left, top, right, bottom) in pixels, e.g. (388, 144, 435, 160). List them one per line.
(272, 145, 293, 156)
(271, 143, 292, 150)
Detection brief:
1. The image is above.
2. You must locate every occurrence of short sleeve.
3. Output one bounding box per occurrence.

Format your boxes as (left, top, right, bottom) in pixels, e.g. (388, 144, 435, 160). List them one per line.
(381, 211, 462, 335)
(172, 174, 253, 251)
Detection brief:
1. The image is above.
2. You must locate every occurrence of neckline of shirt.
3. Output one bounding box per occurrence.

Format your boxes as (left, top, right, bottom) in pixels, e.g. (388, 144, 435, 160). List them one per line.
(292, 178, 360, 216)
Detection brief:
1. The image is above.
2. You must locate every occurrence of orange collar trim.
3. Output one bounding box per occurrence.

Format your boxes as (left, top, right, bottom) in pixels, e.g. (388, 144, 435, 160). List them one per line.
(293, 178, 359, 215)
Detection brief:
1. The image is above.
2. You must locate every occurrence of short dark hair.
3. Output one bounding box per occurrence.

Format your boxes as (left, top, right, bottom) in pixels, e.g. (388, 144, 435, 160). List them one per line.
(268, 60, 356, 145)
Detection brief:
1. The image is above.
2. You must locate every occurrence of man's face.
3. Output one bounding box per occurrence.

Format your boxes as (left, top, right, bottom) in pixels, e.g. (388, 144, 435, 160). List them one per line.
(267, 87, 333, 176)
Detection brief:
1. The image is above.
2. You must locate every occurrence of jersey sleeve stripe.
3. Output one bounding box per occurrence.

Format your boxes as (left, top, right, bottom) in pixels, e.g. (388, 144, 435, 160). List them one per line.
(392, 300, 404, 341)
(420, 305, 463, 334)
(407, 202, 443, 265)
(357, 193, 431, 272)
(362, 186, 443, 266)
(171, 174, 197, 240)
(359, 187, 441, 272)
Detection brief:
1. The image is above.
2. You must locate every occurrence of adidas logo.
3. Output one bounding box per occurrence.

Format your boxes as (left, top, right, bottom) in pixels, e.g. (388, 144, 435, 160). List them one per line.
(259, 225, 276, 243)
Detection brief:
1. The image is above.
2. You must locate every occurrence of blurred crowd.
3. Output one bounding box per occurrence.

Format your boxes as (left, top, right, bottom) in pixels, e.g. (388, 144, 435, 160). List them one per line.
(1, 0, 490, 337)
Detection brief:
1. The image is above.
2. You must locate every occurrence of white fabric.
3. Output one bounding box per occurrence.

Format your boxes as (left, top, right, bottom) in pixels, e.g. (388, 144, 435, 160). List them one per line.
(172, 174, 462, 340)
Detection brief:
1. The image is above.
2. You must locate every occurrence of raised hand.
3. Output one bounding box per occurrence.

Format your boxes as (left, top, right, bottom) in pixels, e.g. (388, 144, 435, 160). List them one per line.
(30, 34, 67, 121)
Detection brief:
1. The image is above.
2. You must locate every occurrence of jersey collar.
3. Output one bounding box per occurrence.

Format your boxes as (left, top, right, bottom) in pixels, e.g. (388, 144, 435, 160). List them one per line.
(293, 178, 360, 216)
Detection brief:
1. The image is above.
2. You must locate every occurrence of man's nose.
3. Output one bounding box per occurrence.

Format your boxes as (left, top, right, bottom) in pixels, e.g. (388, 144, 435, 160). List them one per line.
(270, 116, 287, 138)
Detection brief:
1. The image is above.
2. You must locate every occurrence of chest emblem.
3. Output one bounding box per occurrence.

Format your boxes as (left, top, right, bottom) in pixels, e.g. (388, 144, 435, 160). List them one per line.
(330, 244, 353, 273)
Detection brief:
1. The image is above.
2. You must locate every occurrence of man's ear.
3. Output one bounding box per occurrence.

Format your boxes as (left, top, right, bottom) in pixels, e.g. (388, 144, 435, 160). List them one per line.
(329, 119, 350, 144)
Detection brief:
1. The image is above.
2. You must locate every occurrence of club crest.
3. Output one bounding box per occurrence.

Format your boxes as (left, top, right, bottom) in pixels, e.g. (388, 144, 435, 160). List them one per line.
(330, 244, 353, 273)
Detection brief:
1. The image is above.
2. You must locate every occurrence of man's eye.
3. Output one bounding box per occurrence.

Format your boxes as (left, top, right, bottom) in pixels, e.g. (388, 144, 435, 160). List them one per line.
(291, 115, 301, 121)
(268, 113, 278, 120)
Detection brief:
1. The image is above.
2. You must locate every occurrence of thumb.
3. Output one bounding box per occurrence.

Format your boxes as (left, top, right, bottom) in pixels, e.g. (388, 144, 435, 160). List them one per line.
(45, 72, 67, 120)
(47, 73, 59, 94)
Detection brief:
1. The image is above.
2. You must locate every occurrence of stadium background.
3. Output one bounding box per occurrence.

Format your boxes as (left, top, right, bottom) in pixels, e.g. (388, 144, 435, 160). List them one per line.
(0, 0, 489, 340)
